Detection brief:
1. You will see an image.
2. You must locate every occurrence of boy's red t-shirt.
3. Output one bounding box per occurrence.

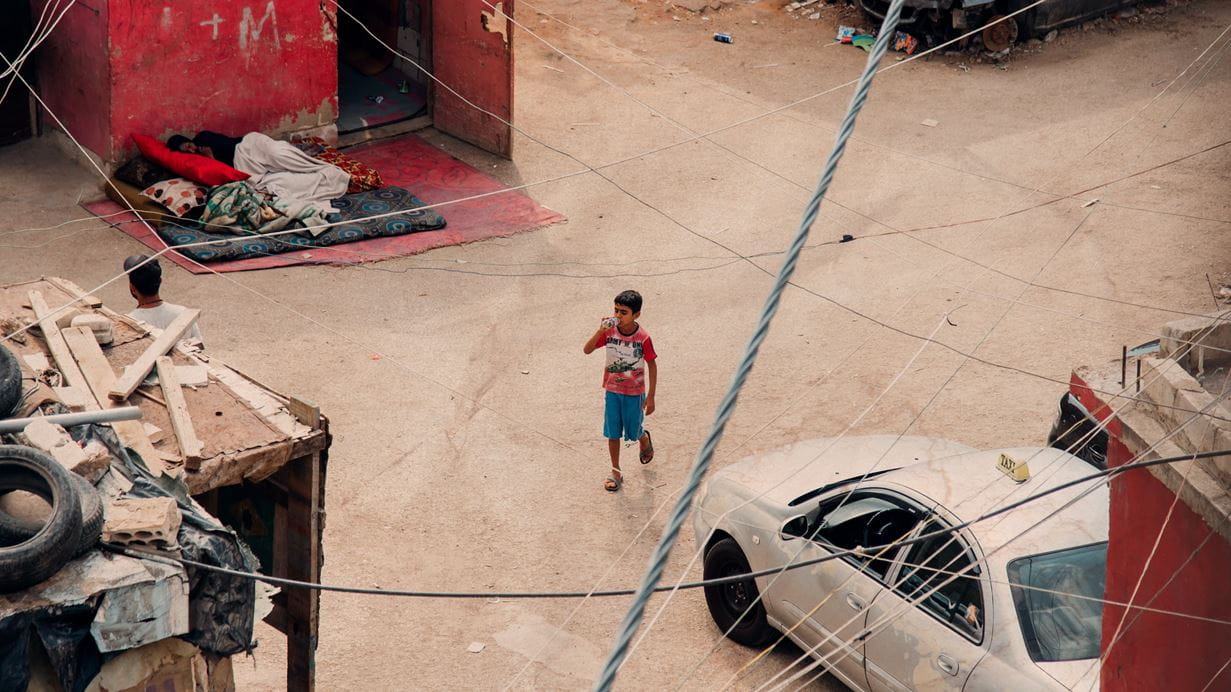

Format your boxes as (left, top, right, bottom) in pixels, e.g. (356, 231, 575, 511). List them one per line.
(602, 324, 656, 396)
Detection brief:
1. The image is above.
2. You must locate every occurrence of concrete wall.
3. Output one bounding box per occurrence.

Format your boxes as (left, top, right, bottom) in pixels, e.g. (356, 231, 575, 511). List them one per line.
(33, 0, 338, 162)
(31, 0, 112, 157)
(1069, 369, 1231, 691)
(1100, 438, 1231, 691)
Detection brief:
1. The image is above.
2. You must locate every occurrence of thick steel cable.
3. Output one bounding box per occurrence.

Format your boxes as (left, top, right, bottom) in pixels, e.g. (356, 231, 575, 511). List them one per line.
(591, 4, 907, 689)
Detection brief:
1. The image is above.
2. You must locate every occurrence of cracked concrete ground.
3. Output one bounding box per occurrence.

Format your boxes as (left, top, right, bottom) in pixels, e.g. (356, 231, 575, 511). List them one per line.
(1, 0, 1229, 689)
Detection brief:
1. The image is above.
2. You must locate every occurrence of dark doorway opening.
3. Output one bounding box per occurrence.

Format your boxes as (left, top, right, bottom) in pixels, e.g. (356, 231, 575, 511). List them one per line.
(337, 0, 432, 137)
(0, 3, 36, 147)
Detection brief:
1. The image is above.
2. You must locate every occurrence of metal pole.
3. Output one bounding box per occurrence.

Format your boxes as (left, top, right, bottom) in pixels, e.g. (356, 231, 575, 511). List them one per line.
(1136, 359, 1142, 394)
(1121, 345, 1127, 387)
(0, 406, 143, 433)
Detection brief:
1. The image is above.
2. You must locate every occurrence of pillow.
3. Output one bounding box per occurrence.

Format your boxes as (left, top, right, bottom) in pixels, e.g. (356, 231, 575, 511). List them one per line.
(114, 156, 175, 189)
(140, 178, 208, 217)
(132, 133, 249, 186)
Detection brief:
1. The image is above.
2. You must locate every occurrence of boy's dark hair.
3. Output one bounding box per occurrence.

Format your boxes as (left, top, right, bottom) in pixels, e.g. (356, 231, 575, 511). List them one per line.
(124, 255, 162, 297)
(614, 290, 642, 313)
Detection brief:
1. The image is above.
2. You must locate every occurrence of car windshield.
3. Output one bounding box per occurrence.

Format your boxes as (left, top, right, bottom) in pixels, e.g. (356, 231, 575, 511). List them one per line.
(1007, 542, 1107, 662)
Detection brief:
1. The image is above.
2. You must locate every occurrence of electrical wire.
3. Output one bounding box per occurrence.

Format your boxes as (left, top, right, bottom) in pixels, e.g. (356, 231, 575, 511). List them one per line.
(592, 5, 909, 687)
(4, 5, 1221, 684)
(763, 389, 1228, 692)
(694, 18, 1231, 669)
(744, 304, 1231, 690)
(104, 447, 1231, 599)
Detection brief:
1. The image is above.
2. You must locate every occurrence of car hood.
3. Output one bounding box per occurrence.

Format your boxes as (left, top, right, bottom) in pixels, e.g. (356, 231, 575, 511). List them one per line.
(712, 435, 978, 507)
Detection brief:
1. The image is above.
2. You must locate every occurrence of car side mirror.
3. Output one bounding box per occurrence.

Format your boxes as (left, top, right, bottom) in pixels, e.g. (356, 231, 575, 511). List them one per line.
(780, 515, 809, 541)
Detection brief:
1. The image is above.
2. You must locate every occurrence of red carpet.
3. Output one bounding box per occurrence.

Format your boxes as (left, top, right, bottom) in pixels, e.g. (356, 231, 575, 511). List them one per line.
(83, 133, 565, 274)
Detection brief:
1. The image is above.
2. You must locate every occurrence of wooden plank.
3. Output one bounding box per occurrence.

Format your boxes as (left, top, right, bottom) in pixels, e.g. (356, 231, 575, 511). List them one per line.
(28, 290, 95, 405)
(43, 276, 102, 308)
(286, 397, 321, 430)
(283, 453, 323, 692)
(156, 356, 204, 470)
(62, 326, 167, 474)
(108, 308, 199, 401)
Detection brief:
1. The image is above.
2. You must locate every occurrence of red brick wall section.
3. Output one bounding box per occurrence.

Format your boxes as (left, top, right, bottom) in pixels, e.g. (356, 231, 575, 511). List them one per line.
(1070, 373, 1231, 691)
(106, 0, 338, 161)
(30, 0, 113, 158)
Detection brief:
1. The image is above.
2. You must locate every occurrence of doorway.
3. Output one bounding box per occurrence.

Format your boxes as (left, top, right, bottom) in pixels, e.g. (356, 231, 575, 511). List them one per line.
(0, 2, 36, 147)
(336, 0, 432, 137)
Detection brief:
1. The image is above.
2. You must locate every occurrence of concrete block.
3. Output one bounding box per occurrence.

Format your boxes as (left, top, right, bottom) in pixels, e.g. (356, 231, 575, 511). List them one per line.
(1161, 312, 1231, 371)
(19, 418, 112, 481)
(71, 313, 115, 345)
(77, 440, 113, 483)
(103, 497, 182, 550)
(21, 417, 72, 451)
(1198, 427, 1231, 489)
(21, 418, 89, 468)
(53, 385, 92, 412)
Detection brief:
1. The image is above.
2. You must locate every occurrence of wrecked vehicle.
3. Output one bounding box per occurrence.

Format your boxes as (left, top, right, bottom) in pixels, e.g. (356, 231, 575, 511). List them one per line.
(693, 436, 1108, 690)
(857, 1, 1143, 50)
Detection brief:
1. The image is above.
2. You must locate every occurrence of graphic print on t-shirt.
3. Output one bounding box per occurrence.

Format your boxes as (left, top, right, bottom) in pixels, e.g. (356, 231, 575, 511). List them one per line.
(603, 326, 656, 396)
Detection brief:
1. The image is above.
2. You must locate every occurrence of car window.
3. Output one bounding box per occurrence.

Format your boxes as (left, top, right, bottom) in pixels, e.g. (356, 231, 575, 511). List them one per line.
(895, 520, 985, 642)
(813, 494, 921, 579)
(1007, 542, 1106, 662)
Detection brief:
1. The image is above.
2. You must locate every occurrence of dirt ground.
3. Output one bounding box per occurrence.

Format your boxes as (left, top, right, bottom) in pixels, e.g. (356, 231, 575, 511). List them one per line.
(1, 0, 1229, 689)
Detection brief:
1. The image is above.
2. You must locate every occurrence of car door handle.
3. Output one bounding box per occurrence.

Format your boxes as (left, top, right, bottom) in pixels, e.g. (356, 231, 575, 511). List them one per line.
(936, 654, 959, 676)
(844, 592, 865, 611)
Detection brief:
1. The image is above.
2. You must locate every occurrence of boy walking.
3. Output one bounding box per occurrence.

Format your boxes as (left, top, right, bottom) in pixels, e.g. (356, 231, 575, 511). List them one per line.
(583, 290, 657, 492)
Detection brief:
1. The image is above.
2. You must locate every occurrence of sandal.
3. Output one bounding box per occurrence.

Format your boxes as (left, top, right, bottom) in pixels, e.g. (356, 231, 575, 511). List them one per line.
(640, 430, 655, 465)
(604, 476, 622, 492)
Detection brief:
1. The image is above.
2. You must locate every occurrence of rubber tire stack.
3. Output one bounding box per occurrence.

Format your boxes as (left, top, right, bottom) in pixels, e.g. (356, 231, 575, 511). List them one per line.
(0, 445, 92, 593)
(0, 342, 20, 418)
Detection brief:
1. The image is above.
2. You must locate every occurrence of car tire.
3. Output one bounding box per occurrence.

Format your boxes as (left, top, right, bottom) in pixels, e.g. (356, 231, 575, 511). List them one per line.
(0, 445, 83, 593)
(0, 472, 104, 556)
(703, 537, 776, 647)
(0, 342, 21, 418)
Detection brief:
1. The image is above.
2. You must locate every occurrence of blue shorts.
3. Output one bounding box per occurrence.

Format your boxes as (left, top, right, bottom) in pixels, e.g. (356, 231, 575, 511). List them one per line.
(604, 391, 645, 442)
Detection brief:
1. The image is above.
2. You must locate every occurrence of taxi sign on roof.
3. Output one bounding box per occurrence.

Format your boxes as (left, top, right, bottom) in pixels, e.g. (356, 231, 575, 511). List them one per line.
(997, 453, 1031, 483)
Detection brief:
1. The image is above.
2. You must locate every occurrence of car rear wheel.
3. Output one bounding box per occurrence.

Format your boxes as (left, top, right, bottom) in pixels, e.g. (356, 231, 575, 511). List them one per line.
(703, 537, 776, 647)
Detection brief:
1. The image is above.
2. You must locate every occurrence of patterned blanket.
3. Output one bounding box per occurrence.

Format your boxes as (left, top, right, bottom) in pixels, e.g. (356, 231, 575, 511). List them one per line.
(156, 186, 446, 263)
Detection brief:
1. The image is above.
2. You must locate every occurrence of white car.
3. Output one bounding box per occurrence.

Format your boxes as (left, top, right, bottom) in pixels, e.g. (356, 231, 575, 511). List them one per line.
(693, 435, 1107, 691)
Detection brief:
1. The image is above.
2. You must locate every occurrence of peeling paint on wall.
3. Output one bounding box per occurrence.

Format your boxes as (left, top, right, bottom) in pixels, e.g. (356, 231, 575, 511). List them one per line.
(480, 2, 508, 43)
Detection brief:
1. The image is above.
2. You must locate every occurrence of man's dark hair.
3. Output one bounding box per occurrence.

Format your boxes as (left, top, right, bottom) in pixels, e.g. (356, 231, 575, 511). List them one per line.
(614, 290, 642, 313)
(124, 255, 162, 297)
(166, 134, 192, 152)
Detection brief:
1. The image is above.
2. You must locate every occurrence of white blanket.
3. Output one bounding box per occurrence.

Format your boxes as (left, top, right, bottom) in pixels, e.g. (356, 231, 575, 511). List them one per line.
(232, 133, 350, 220)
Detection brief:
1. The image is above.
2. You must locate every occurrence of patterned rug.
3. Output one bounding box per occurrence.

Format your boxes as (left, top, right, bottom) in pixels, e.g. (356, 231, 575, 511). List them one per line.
(83, 132, 566, 273)
(155, 187, 445, 263)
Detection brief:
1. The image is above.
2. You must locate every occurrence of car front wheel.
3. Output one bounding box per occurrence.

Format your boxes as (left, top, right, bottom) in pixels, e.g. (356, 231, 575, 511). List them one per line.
(703, 537, 776, 647)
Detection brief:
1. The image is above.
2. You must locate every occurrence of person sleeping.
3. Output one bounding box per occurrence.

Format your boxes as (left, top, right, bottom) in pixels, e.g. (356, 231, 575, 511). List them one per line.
(166, 130, 350, 216)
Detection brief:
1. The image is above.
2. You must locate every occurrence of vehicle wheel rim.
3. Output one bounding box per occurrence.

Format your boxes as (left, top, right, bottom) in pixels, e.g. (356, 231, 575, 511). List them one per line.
(721, 566, 753, 615)
(982, 15, 1019, 52)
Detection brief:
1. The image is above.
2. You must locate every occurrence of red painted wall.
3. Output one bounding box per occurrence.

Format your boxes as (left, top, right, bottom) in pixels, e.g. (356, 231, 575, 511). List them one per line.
(31, 0, 112, 157)
(32, 0, 337, 162)
(108, 0, 338, 161)
(1071, 374, 1231, 691)
(433, 0, 513, 157)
